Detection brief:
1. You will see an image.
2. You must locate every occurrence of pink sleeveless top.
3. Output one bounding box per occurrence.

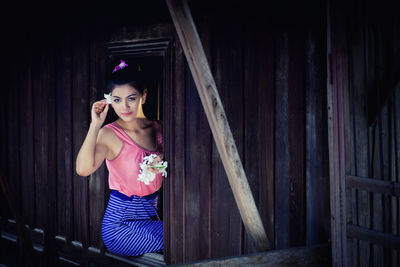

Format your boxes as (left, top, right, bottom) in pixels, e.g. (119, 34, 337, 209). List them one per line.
(103, 121, 163, 197)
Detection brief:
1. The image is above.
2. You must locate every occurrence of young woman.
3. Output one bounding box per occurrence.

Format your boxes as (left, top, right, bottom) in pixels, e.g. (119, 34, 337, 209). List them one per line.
(75, 63, 164, 256)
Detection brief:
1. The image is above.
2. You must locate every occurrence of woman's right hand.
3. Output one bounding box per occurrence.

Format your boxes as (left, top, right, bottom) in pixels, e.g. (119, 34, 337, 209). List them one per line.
(91, 99, 109, 125)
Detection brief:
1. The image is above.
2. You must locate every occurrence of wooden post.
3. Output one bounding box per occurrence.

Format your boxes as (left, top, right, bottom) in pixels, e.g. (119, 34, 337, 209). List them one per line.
(327, 0, 348, 265)
(166, 0, 270, 251)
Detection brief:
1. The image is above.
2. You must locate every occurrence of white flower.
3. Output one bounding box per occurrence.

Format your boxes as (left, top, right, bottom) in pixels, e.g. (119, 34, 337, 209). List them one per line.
(104, 93, 112, 104)
(137, 154, 168, 185)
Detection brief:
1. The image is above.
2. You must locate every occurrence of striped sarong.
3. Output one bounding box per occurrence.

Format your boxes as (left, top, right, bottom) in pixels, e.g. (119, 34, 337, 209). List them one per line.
(101, 190, 164, 256)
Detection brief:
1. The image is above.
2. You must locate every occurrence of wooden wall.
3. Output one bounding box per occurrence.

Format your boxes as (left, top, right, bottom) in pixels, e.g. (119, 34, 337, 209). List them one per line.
(0, 1, 330, 265)
(344, 0, 400, 266)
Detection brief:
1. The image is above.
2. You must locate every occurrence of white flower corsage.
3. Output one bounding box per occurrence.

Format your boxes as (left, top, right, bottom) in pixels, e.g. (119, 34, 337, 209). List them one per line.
(137, 154, 168, 185)
(104, 93, 112, 104)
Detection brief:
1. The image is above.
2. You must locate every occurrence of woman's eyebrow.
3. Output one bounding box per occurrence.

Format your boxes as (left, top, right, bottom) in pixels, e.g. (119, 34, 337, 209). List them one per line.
(112, 93, 137, 98)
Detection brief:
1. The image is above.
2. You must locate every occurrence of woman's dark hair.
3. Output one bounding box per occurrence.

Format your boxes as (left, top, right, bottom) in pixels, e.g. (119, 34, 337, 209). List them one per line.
(106, 61, 146, 94)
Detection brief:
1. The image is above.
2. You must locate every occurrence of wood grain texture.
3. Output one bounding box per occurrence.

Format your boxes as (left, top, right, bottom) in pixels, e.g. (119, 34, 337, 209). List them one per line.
(327, 0, 350, 265)
(33, 45, 49, 230)
(274, 30, 290, 249)
(305, 18, 330, 246)
(257, 26, 276, 253)
(211, 15, 243, 258)
(0, 2, 334, 265)
(166, 0, 270, 252)
(88, 29, 107, 249)
(170, 36, 186, 263)
(72, 27, 90, 246)
(20, 45, 35, 229)
(55, 32, 74, 243)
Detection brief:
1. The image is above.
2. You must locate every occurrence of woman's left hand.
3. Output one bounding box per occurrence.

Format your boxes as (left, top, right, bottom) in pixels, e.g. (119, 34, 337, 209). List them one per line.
(148, 154, 164, 174)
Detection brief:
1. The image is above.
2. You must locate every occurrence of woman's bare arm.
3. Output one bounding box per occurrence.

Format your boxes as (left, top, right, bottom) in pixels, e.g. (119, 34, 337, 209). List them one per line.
(76, 100, 109, 177)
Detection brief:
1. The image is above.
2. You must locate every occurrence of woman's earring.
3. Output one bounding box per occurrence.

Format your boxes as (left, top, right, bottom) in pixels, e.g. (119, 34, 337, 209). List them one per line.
(136, 97, 147, 119)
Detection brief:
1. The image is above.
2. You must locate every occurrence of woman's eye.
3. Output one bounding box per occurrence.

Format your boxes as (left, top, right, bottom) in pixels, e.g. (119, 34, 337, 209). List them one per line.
(128, 97, 136, 102)
(113, 99, 120, 103)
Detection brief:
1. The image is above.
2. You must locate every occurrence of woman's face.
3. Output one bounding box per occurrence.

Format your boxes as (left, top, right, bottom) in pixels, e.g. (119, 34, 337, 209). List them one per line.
(110, 84, 146, 121)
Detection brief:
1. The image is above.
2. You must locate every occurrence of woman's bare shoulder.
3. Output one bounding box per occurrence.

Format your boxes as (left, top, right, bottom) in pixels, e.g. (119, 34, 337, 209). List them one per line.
(97, 126, 117, 143)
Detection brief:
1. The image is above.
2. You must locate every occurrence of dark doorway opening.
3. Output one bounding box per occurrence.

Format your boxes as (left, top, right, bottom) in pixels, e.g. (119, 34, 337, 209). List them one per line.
(105, 39, 170, 264)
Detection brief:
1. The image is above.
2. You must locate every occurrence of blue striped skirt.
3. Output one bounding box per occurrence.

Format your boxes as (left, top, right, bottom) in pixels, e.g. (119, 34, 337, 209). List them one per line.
(101, 190, 164, 256)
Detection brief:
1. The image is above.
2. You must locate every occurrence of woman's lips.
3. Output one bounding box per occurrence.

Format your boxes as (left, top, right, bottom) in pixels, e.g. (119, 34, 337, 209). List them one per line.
(121, 112, 133, 116)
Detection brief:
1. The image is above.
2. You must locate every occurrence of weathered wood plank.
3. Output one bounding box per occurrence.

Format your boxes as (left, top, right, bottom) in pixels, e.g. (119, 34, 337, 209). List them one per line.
(210, 15, 244, 258)
(33, 46, 49, 230)
(166, 0, 269, 252)
(72, 28, 90, 246)
(305, 18, 330, 246)
(170, 35, 186, 264)
(55, 32, 74, 243)
(20, 44, 35, 229)
(185, 63, 212, 261)
(258, 25, 276, 252)
(184, 12, 213, 259)
(346, 175, 400, 196)
(163, 37, 173, 265)
(178, 244, 330, 267)
(0, 51, 9, 221)
(243, 21, 265, 254)
(327, 0, 349, 265)
(45, 40, 58, 266)
(391, 14, 400, 267)
(274, 30, 290, 250)
(288, 28, 306, 247)
(348, 2, 370, 265)
(392, 21, 400, 266)
(7, 52, 21, 227)
(88, 29, 107, 249)
(348, 224, 400, 250)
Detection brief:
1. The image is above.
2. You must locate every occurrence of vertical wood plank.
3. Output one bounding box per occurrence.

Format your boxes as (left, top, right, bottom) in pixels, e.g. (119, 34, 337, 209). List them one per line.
(88, 29, 107, 249)
(211, 17, 243, 258)
(274, 30, 290, 249)
(45, 41, 57, 265)
(7, 53, 21, 224)
(33, 45, 49, 231)
(163, 40, 173, 265)
(370, 21, 385, 267)
(183, 10, 213, 260)
(243, 21, 274, 254)
(328, 0, 350, 264)
(170, 35, 186, 264)
(288, 28, 306, 247)
(345, 6, 358, 264)
(20, 42, 35, 229)
(0, 52, 9, 221)
(258, 25, 276, 253)
(56, 31, 74, 242)
(349, 2, 371, 265)
(184, 63, 212, 261)
(72, 27, 90, 247)
(391, 15, 400, 267)
(375, 23, 392, 266)
(305, 17, 330, 245)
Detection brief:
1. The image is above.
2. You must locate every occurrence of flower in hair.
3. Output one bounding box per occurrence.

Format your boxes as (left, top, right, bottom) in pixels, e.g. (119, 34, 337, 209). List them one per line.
(112, 59, 128, 73)
(104, 93, 112, 104)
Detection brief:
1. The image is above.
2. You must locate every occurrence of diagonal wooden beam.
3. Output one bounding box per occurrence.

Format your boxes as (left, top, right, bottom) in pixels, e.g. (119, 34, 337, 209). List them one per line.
(166, 0, 271, 251)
